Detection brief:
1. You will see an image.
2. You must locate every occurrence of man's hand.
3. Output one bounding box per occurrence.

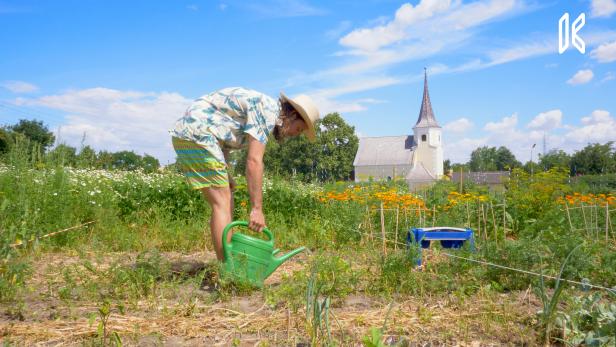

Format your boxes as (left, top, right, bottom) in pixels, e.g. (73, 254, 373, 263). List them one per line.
(249, 208, 266, 232)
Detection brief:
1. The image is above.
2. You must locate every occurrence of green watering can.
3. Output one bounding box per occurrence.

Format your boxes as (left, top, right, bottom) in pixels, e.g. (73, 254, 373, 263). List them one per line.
(221, 221, 305, 287)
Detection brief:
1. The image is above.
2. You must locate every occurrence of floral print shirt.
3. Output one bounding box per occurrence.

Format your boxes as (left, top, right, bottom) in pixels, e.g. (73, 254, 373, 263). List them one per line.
(170, 87, 280, 162)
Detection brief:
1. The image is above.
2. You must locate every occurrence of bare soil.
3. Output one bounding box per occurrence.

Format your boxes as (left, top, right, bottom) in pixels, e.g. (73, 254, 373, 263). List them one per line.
(0, 251, 541, 346)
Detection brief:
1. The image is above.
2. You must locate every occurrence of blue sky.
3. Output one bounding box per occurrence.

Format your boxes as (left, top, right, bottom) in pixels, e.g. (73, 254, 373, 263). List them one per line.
(1, 0, 615, 164)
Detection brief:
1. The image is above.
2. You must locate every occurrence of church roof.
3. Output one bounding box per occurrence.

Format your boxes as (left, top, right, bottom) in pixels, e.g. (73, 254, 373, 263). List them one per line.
(353, 135, 414, 166)
(414, 69, 440, 129)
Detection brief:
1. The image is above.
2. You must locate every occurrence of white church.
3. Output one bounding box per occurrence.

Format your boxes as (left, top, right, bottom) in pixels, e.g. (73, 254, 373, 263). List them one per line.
(353, 70, 444, 189)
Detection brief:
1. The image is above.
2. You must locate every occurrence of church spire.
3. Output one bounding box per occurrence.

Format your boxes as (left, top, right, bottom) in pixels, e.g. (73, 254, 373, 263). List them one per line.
(414, 68, 440, 128)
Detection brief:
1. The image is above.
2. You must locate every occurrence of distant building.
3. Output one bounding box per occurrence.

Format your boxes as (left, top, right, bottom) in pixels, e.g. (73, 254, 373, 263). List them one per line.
(451, 171, 510, 191)
(353, 70, 443, 189)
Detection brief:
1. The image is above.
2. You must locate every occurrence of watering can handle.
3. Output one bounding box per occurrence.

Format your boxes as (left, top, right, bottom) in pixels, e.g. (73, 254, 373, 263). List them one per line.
(222, 221, 274, 261)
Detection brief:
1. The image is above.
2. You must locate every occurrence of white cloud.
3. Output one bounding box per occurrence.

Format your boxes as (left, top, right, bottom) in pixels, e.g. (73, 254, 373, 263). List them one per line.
(565, 110, 616, 144)
(2, 80, 38, 93)
(486, 39, 553, 66)
(186, 4, 198, 11)
(339, 0, 453, 52)
(21, 87, 192, 163)
(591, 0, 616, 18)
(590, 41, 616, 63)
(527, 109, 562, 131)
(325, 20, 352, 40)
(484, 113, 518, 132)
(567, 69, 594, 85)
(444, 137, 488, 162)
(444, 118, 473, 133)
(602, 71, 616, 82)
(219, 3, 228, 11)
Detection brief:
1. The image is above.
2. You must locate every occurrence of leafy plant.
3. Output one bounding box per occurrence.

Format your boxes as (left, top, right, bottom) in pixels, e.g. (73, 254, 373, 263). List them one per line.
(535, 244, 582, 346)
(305, 267, 332, 345)
(557, 291, 616, 346)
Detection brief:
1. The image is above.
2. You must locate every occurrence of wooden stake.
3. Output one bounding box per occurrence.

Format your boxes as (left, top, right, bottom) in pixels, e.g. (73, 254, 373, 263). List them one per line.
(368, 206, 374, 243)
(606, 203, 609, 242)
(432, 205, 436, 227)
(503, 196, 507, 238)
(380, 202, 386, 255)
(477, 204, 482, 239)
(466, 202, 470, 228)
(482, 204, 487, 240)
(460, 166, 463, 193)
(581, 203, 589, 235)
(565, 202, 573, 232)
(595, 204, 599, 239)
(490, 201, 497, 244)
(395, 206, 400, 251)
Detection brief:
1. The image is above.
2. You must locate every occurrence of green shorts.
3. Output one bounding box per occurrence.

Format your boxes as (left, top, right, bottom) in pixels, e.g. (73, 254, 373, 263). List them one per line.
(171, 137, 229, 189)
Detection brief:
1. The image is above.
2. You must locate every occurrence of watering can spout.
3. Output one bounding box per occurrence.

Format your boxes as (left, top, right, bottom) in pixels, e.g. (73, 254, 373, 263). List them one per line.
(267, 246, 306, 277)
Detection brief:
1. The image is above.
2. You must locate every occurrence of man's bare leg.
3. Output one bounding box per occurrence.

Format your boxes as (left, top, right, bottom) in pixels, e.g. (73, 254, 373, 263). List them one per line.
(202, 186, 233, 261)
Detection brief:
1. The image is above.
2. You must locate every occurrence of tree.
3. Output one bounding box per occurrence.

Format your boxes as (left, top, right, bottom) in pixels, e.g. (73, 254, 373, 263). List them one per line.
(469, 146, 520, 171)
(315, 113, 358, 181)
(47, 144, 77, 166)
(443, 159, 452, 174)
(77, 145, 97, 168)
(141, 154, 160, 173)
(570, 142, 615, 175)
(8, 119, 55, 152)
(539, 149, 571, 171)
(96, 150, 114, 170)
(522, 160, 541, 174)
(469, 146, 497, 171)
(495, 146, 521, 170)
(0, 128, 11, 155)
(111, 151, 142, 171)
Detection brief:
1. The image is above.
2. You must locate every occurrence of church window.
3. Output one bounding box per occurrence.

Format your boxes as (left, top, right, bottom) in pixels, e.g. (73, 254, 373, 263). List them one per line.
(421, 134, 426, 142)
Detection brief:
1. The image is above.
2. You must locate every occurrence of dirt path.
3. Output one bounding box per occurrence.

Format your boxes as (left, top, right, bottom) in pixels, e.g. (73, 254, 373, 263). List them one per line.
(0, 252, 540, 346)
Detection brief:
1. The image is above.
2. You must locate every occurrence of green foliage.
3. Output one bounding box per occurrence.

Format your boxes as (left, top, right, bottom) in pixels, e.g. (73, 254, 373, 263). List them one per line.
(305, 266, 332, 345)
(570, 174, 616, 194)
(0, 127, 11, 155)
(268, 252, 359, 310)
(6, 119, 56, 152)
(77, 145, 97, 168)
(539, 149, 571, 171)
(362, 327, 386, 347)
(571, 142, 615, 175)
(505, 167, 570, 234)
(557, 292, 616, 346)
(469, 146, 521, 171)
(47, 143, 78, 166)
(0, 258, 30, 302)
(315, 113, 358, 181)
(535, 245, 581, 346)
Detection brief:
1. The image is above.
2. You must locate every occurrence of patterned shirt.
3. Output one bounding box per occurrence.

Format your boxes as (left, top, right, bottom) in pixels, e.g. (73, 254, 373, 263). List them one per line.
(170, 87, 280, 162)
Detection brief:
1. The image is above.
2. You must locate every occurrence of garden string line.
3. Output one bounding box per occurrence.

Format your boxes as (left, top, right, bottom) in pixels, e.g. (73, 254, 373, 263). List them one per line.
(10, 220, 97, 248)
(352, 227, 615, 293)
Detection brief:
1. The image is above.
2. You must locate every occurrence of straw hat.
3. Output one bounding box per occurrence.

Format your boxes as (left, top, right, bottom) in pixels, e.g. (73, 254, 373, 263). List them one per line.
(279, 92, 320, 142)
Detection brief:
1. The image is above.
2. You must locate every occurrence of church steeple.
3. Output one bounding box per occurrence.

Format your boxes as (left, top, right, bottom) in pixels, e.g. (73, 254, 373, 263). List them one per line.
(414, 68, 440, 128)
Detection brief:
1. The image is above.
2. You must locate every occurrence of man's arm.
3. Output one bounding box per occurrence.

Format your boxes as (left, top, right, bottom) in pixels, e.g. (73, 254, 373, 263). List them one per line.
(245, 136, 266, 232)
